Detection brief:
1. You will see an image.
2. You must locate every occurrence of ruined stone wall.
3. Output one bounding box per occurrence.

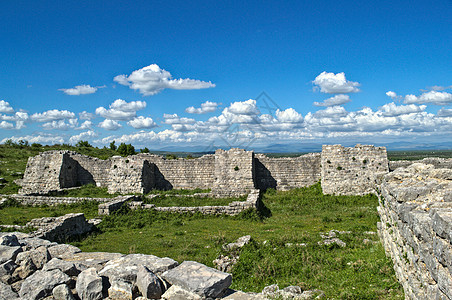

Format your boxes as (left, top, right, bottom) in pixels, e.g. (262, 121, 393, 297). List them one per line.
(213, 149, 255, 196)
(140, 154, 216, 190)
(69, 153, 112, 187)
(19, 151, 77, 195)
(389, 158, 452, 171)
(107, 156, 154, 194)
(255, 153, 321, 190)
(321, 144, 389, 195)
(377, 163, 452, 299)
(1, 194, 115, 205)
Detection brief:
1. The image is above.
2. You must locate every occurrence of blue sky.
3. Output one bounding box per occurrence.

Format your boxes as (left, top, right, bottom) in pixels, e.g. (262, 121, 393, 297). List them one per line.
(1, 0, 451, 151)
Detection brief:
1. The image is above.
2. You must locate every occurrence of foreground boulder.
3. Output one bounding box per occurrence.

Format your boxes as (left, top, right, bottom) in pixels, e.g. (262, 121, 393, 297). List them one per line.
(136, 265, 164, 299)
(76, 268, 104, 300)
(19, 269, 71, 300)
(162, 260, 232, 298)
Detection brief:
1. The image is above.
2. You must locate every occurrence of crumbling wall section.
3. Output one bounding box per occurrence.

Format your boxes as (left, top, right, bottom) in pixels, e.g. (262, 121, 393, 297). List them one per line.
(321, 144, 389, 195)
(107, 156, 155, 194)
(69, 153, 112, 187)
(390, 157, 452, 171)
(255, 153, 321, 190)
(377, 163, 452, 299)
(213, 148, 255, 196)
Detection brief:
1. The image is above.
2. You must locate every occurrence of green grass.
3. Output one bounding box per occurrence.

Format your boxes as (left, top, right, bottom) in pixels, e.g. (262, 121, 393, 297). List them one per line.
(53, 184, 118, 198)
(146, 188, 211, 196)
(143, 194, 245, 207)
(0, 199, 99, 226)
(388, 150, 452, 161)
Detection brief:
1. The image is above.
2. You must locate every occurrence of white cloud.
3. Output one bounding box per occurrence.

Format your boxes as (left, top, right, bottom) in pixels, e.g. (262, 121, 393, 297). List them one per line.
(163, 114, 196, 125)
(1, 111, 29, 129)
(227, 99, 260, 115)
(404, 91, 452, 105)
(114, 64, 215, 96)
(42, 120, 72, 130)
(275, 108, 303, 123)
(0, 100, 14, 113)
(379, 102, 426, 116)
(2, 134, 64, 145)
(31, 110, 76, 122)
(128, 116, 157, 129)
(437, 108, 452, 117)
(430, 85, 452, 91)
(313, 72, 360, 94)
(69, 130, 98, 144)
(77, 120, 92, 130)
(59, 84, 100, 95)
(313, 95, 351, 107)
(185, 101, 219, 114)
(79, 111, 95, 120)
(0, 121, 14, 129)
(95, 99, 146, 121)
(98, 119, 122, 130)
(385, 91, 401, 100)
(313, 106, 348, 118)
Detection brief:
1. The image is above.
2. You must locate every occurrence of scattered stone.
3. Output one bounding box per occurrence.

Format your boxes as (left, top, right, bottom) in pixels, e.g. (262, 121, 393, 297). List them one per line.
(19, 269, 71, 300)
(43, 258, 80, 276)
(223, 235, 251, 251)
(0, 260, 17, 277)
(76, 267, 104, 300)
(19, 237, 57, 250)
(12, 256, 37, 280)
(61, 252, 123, 271)
(47, 244, 81, 259)
(136, 265, 164, 299)
(0, 234, 20, 247)
(161, 285, 202, 300)
(213, 255, 237, 272)
(222, 289, 266, 299)
(53, 283, 75, 300)
(16, 246, 51, 269)
(0, 281, 19, 299)
(107, 279, 133, 300)
(162, 260, 232, 298)
(0, 245, 22, 264)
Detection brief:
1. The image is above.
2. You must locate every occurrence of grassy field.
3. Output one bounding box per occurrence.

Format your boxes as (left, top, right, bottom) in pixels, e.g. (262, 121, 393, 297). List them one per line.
(143, 194, 246, 207)
(0, 183, 403, 298)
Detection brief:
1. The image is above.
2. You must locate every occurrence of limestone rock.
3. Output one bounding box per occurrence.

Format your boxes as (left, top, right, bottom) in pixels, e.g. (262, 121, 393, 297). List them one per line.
(16, 246, 51, 269)
(0, 234, 20, 247)
(43, 257, 80, 276)
(161, 285, 202, 300)
(0, 245, 22, 264)
(61, 252, 123, 271)
(0, 259, 17, 277)
(48, 244, 81, 259)
(107, 279, 133, 300)
(19, 237, 57, 250)
(222, 290, 266, 300)
(161, 260, 232, 298)
(53, 284, 75, 300)
(12, 256, 37, 280)
(99, 253, 178, 283)
(136, 265, 163, 299)
(76, 267, 104, 300)
(19, 269, 71, 300)
(0, 281, 19, 299)
(223, 235, 251, 251)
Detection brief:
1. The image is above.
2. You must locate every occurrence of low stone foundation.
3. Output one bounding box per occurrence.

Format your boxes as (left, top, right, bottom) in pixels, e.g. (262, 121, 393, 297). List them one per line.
(0, 194, 119, 206)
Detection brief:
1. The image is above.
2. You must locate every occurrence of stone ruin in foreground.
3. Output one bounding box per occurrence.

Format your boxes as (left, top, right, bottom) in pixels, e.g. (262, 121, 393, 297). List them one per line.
(3, 144, 452, 299)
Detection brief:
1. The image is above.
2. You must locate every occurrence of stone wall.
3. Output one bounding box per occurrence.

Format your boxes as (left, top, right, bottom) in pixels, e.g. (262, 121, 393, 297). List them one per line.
(107, 156, 154, 194)
(321, 144, 389, 195)
(255, 153, 321, 190)
(377, 163, 452, 299)
(70, 153, 112, 187)
(389, 157, 452, 171)
(1, 194, 120, 206)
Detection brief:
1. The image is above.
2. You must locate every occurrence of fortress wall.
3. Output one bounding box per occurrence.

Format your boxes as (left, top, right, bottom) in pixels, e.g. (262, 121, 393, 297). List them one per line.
(139, 154, 216, 190)
(69, 153, 112, 187)
(390, 158, 452, 171)
(19, 151, 77, 194)
(213, 148, 256, 196)
(377, 164, 452, 299)
(107, 156, 155, 194)
(254, 153, 321, 191)
(321, 144, 389, 195)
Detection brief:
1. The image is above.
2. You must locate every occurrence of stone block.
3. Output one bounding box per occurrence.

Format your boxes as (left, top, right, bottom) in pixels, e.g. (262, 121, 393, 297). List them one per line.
(76, 268, 104, 300)
(19, 269, 71, 300)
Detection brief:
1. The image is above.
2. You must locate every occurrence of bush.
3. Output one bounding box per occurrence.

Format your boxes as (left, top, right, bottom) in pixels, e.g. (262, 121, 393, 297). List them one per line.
(117, 143, 135, 157)
(76, 140, 92, 148)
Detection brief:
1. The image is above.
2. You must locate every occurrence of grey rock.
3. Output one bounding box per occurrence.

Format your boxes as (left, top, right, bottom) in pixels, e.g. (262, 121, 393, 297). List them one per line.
(223, 235, 251, 251)
(107, 279, 133, 300)
(61, 252, 123, 271)
(0, 245, 22, 264)
(19, 237, 57, 250)
(222, 290, 266, 299)
(136, 265, 163, 299)
(76, 267, 104, 300)
(262, 283, 279, 296)
(161, 261, 232, 298)
(161, 285, 202, 300)
(12, 256, 37, 280)
(282, 285, 303, 294)
(0, 259, 17, 277)
(437, 264, 452, 299)
(0, 281, 19, 300)
(0, 234, 20, 247)
(16, 246, 51, 269)
(19, 269, 71, 300)
(43, 257, 80, 276)
(53, 284, 75, 300)
(99, 253, 177, 283)
(47, 244, 81, 259)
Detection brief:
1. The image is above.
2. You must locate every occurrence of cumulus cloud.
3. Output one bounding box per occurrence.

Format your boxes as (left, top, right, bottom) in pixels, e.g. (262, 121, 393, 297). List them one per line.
(98, 119, 122, 131)
(2, 134, 64, 145)
(59, 84, 101, 95)
(404, 91, 452, 105)
(114, 64, 215, 96)
(77, 120, 92, 130)
(0, 121, 14, 129)
(69, 130, 97, 144)
(430, 85, 452, 91)
(163, 114, 196, 125)
(379, 102, 426, 117)
(127, 116, 157, 129)
(42, 120, 76, 131)
(1, 111, 29, 129)
(313, 95, 351, 107)
(275, 108, 303, 123)
(227, 99, 260, 115)
(437, 108, 452, 117)
(313, 72, 360, 94)
(0, 100, 14, 113)
(79, 111, 95, 120)
(31, 110, 76, 122)
(185, 101, 218, 114)
(95, 99, 146, 121)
